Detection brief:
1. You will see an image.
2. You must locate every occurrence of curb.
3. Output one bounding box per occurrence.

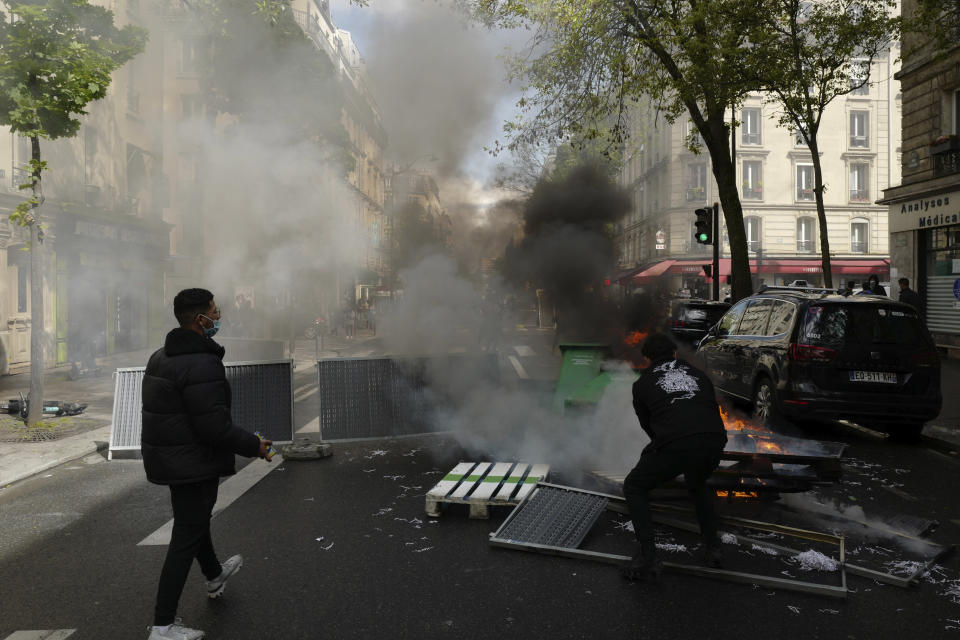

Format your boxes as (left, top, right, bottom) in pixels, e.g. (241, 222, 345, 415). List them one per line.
(0, 425, 112, 489)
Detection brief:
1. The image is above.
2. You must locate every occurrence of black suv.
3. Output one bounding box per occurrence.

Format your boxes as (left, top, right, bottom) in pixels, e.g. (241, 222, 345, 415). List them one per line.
(667, 299, 731, 351)
(696, 287, 941, 438)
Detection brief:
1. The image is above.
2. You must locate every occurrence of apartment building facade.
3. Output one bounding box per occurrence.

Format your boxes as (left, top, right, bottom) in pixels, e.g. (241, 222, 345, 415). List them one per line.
(618, 47, 900, 297)
(879, 0, 960, 349)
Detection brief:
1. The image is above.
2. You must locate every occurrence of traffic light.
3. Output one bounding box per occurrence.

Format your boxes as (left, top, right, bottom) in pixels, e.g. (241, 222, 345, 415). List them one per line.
(694, 208, 713, 244)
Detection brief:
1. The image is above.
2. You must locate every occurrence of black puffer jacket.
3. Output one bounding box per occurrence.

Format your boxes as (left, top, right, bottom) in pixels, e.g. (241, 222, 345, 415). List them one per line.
(141, 327, 260, 485)
(632, 357, 727, 451)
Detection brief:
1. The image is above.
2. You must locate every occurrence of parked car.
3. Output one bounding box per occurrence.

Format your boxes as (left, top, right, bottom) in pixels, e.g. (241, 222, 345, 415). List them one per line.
(667, 299, 731, 350)
(696, 287, 941, 438)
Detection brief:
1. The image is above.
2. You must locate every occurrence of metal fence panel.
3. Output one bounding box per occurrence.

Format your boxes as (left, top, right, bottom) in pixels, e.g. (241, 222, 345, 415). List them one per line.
(317, 354, 499, 441)
(109, 359, 293, 459)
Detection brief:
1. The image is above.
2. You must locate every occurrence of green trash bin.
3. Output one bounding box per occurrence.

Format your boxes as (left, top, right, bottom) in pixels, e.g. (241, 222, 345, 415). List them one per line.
(553, 343, 610, 412)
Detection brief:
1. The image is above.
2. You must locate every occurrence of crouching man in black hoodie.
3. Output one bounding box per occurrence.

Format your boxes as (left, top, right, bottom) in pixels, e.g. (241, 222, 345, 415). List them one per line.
(621, 332, 727, 581)
(142, 288, 272, 640)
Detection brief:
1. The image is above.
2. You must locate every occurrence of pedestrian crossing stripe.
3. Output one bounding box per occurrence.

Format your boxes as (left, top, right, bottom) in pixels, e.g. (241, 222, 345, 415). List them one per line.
(4, 631, 76, 639)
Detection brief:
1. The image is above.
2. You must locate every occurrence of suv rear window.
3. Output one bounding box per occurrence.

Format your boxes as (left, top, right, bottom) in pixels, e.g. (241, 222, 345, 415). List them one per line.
(799, 304, 926, 347)
(677, 305, 728, 325)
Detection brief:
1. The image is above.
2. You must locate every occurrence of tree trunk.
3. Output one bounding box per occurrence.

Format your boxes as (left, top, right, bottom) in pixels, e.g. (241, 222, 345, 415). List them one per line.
(27, 135, 44, 426)
(809, 137, 833, 288)
(705, 119, 752, 303)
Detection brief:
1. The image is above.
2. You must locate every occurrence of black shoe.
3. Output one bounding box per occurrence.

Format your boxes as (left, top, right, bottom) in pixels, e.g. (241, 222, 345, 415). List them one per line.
(620, 546, 663, 582)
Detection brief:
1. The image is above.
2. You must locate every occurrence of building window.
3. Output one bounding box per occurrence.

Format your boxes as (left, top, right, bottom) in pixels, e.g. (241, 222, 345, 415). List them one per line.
(181, 94, 203, 119)
(849, 60, 870, 96)
(17, 265, 27, 313)
(793, 127, 806, 147)
(742, 107, 762, 145)
(686, 120, 704, 149)
(849, 162, 870, 202)
(851, 219, 869, 254)
(686, 163, 707, 201)
(797, 216, 816, 253)
(178, 37, 205, 75)
(742, 160, 763, 199)
(796, 164, 815, 200)
(849, 110, 869, 148)
(745, 216, 762, 252)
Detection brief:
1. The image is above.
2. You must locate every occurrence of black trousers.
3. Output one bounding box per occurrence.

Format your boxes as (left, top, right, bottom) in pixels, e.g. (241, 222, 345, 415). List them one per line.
(154, 478, 222, 626)
(622, 436, 723, 548)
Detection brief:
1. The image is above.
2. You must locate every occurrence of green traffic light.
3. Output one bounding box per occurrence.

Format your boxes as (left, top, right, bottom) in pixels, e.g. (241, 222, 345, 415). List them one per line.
(697, 233, 708, 242)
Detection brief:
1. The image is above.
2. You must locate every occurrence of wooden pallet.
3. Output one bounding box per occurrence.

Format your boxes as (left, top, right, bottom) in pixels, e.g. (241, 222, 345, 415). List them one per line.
(425, 461, 550, 519)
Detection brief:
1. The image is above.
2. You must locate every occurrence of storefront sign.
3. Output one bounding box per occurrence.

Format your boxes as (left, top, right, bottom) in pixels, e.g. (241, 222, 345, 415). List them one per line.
(888, 190, 960, 233)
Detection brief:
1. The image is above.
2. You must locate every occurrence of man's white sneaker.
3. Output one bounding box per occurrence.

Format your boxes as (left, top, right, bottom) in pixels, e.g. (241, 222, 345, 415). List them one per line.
(147, 618, 204, 640)
(206, 554, 243, 599)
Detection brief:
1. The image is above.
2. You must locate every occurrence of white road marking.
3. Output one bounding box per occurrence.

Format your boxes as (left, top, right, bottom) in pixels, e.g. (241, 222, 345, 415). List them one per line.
(137, 455, 285, 546)
(294, 387, 318, 402)
(297, 416, 320, 434)
(4, 632, 76, 640)
(513, 345, 535, 357)
(508, 355, 530, 380)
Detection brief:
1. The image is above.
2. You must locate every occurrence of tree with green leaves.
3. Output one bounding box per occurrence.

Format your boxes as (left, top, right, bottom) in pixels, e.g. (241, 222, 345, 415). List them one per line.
(0, 0, 145, 424)
(751, 0, 899, 288)
(467, 0, 770, 301)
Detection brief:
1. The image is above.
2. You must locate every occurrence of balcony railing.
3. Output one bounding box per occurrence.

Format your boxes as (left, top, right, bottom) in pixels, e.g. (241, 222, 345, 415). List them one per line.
(849, 189, 870, 203)
(797, 188, 815, 201)
(851, 241, 867, 254)
(933, 149, 960, 178)
(850, 135, 869, 148)
(742, 132, 761, 145)
(742, 186, 763, 200)
(797, 239, 815, 253)
(292, 8, 320, 36)
(686, 188, 706, 201)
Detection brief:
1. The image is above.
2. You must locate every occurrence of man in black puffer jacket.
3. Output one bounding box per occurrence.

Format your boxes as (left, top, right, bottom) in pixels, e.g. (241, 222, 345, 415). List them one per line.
(142, 288, 272, 640)
(621, 332, 727, 582)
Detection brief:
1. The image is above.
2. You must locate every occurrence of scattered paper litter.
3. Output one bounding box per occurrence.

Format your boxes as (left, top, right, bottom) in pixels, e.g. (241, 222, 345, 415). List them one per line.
(366, 450, 388, 459)
(793, 549, 839, 573)
(315, 537, 324, 542)
(819, 609, 840, 615)
(413, 546, 434, 553)
(614, 520, 635, 533)
(373, 507, 393, 517)
(721, 533, 738, 545)
(656, 543, 687, 553)
(787, 606, 801, 614)
(751, 544, 779, 556)
(384, 474, 405, 481)
(321, 542, 334, 551)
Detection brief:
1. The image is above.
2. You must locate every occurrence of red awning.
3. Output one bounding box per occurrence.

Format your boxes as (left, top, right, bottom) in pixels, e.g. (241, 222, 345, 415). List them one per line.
(669, 258, 890, 280)
(631, 259, 676, 284)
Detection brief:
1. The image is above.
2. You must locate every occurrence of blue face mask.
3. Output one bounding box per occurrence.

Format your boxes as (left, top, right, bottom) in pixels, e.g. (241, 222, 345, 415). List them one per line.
(199, 314, 221, 338)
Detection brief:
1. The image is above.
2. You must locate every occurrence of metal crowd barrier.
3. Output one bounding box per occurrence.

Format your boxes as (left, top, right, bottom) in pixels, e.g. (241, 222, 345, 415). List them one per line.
(316, 354, 499, 441)
(109, 359, 294, 460)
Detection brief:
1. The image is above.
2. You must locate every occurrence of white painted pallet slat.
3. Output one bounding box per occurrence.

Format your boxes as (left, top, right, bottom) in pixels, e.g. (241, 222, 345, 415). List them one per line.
(426, 461, 550, 519)
(492, 463, 530, 502)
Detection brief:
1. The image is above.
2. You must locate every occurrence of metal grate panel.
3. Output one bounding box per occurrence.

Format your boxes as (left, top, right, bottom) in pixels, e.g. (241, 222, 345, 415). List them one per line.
(317, 354, 499, 440)
(109, 359, 293, 459)
(493, 484, 607, 549)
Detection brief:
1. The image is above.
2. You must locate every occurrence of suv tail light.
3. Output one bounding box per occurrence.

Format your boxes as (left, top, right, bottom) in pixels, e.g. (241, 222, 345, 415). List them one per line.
(671, 320, 687, 328)
(911, 349, 939, 368)
(789, 343, 837, 363)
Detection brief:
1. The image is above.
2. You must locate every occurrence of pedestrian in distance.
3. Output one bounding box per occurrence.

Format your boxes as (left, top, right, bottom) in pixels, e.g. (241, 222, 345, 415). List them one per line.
(840, 280, 856, 296)
(621, 332, 728, 582)
(898, 277, 923, 317)
(867, 274, 887, 296)
(141, 288, 273, 640)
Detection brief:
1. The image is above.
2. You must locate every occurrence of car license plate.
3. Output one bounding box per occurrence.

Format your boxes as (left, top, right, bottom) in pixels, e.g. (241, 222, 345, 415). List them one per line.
(849, 371, 897, 384)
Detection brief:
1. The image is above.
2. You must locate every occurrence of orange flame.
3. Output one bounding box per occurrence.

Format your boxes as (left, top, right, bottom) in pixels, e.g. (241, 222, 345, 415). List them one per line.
(715, 490, 761, 499)
(624, 330, 649, 347)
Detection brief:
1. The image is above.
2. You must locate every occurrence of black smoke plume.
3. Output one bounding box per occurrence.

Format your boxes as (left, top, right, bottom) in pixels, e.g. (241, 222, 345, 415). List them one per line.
(503, 163, 632, 341)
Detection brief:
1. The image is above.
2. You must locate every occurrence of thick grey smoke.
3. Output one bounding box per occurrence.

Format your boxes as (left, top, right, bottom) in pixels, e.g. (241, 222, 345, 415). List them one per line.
(378, 252, 648, 472)
(348, 0, 521, 177)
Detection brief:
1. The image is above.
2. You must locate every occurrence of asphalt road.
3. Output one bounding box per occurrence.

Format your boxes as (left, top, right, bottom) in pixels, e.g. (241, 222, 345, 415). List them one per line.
(1, 330, 959, 639)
